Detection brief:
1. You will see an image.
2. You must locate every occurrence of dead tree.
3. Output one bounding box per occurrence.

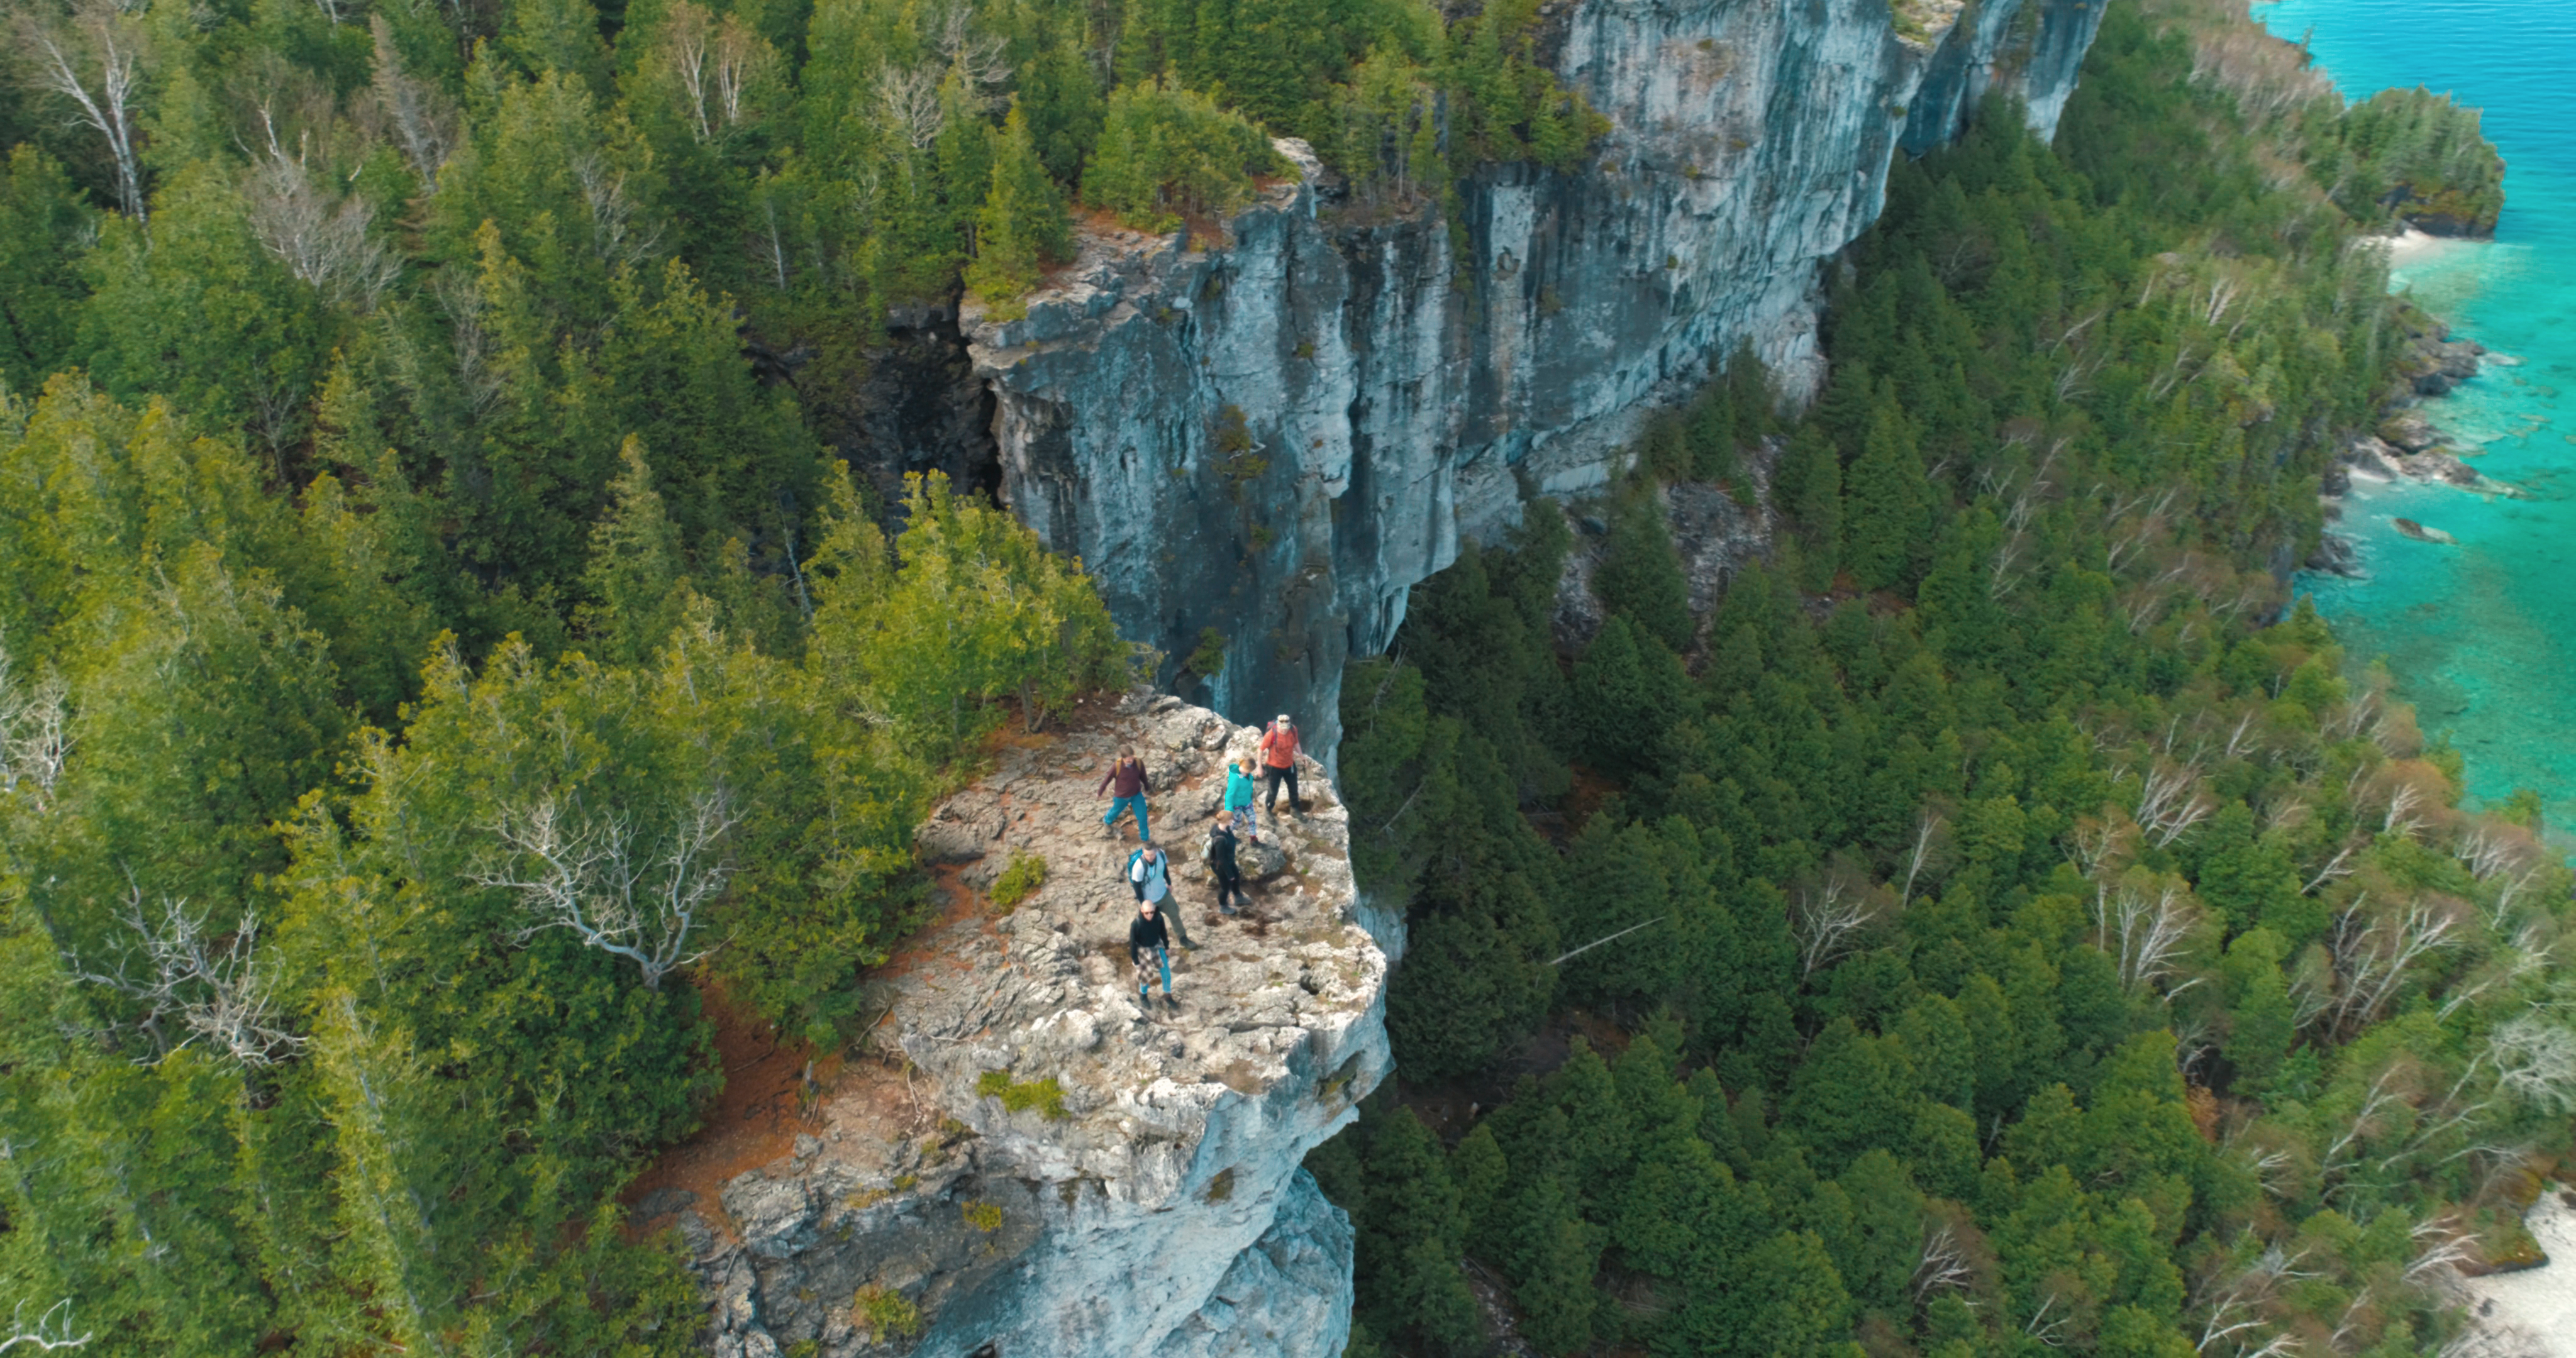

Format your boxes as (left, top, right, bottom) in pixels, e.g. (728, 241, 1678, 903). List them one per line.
(2135, 758, 2215, 847)
(1899, 808, 1948, 908)
(0, 1300, 91, 1353)
(1792, 876, 1880, 976)
(17, 0, 148, 221)
(243, 111, 399, 311)
(69, 886, 304, 1067)
(2094, 876, 2201, 995)
(0, 635, 70, 809)
(2489, 1015, 2576, 1114)
(472, 790, 740, 990)
(1911, 1219, 1975, 1305)
(368, 16, 456, 192)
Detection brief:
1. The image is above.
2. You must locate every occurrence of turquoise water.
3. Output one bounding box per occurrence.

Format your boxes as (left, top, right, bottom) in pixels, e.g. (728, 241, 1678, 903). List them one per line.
(2256, 0, 2576, 827)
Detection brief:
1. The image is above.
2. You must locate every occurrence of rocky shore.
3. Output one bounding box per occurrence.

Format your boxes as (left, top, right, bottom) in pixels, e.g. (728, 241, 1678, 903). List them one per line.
(2307, 305, 2497, 574)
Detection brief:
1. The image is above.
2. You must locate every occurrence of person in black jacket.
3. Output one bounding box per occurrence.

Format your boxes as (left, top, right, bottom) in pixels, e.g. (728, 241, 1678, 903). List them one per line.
(1128, 899, 1175, 1010)
(1205, 817, 1246, 915)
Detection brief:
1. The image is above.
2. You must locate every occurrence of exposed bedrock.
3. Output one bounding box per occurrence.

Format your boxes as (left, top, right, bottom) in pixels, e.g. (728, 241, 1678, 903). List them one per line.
(957, 0, 2107, 765)
(663, 692, 1391, 1358)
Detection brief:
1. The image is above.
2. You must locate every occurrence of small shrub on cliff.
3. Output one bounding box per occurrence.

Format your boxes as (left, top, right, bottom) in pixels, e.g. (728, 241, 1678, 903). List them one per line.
(960, 1200, 1006, 1232)
(852, 1285, 922, 1342)
(975, 1070, 1069, 1120)
(1181, 628, 1229, 681)
(989, 851, 1048, 911)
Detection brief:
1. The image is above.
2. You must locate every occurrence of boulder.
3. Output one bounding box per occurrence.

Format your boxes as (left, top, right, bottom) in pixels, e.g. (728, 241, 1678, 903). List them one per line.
(2379, 410, 2443, 453)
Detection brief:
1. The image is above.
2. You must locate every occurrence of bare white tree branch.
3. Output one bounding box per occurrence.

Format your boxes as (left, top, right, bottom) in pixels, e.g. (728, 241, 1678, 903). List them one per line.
(69, 885, 305, 1067)
(16, 0, 148, 221)
(0, 1301, 92, 1353)
(0, 632, 70, 809)
(470, 790, 738, 989)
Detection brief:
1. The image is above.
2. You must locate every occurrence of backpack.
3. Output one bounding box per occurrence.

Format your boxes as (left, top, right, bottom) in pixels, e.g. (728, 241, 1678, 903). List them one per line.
(1129, 849, 1168, 900)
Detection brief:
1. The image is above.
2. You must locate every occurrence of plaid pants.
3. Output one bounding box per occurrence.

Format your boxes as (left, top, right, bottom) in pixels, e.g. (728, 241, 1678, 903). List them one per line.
(1134, 946, 1170, 996)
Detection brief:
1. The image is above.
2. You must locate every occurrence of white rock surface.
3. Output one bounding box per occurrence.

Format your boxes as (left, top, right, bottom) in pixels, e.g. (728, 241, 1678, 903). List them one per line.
(672, 691, 1389, 1358)
(2446, 1188, 2576, 1358)
(962, 0, 2106, 761)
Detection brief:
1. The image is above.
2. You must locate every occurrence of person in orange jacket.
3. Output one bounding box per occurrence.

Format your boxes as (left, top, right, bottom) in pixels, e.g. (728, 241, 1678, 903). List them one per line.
(1257, 714, 1304, 816)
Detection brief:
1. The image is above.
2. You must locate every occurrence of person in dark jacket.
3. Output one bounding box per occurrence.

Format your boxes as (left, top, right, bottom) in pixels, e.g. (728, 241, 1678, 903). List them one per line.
(1205, 817, 1246, 915)
(1128, 899, 1175, 1010)
(1098, 746, 1151, 842)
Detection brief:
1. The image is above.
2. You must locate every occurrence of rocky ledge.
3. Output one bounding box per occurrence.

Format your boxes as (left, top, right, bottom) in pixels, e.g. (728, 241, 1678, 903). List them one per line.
(653, 692, 1391, 1358)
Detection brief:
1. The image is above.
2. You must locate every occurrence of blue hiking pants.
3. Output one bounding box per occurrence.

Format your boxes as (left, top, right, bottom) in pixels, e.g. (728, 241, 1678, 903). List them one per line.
(1105, 795, 1149, 841)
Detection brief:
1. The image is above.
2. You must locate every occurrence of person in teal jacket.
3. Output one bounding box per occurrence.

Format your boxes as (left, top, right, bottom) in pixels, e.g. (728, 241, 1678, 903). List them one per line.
(1224, 756, 1260, 843)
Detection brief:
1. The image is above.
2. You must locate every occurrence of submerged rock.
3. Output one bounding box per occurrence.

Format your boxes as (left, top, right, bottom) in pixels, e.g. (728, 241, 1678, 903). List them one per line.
(2393, 518, 2460, 546)
(660, 692, 1389, 1358)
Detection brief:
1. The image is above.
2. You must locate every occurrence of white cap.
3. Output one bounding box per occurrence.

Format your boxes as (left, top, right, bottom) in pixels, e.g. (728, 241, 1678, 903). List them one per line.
(1276, 714, 1292, 724)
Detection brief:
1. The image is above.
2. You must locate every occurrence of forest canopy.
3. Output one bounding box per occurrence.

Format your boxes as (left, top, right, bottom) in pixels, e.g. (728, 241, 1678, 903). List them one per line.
(0, 0, 1611, 1343)
(1312, 5, 2555, 1358)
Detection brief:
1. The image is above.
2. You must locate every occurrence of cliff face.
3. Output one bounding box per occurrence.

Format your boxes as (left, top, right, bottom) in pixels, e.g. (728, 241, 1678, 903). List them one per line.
(960, 0, 2109, 762)
(654, 692, 1389, 1358)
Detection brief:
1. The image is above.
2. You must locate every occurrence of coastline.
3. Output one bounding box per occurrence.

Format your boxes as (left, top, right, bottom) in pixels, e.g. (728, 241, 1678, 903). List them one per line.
(2448, 1188, 2576, 1358)
(2306, 267, 2495, 577)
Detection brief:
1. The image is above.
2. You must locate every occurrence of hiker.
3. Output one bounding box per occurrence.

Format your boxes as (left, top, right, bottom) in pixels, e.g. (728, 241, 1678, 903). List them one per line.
(1127, 840, 1197, 949)
(1258, 714, 1304, 815)
(1097, 744, 1151, 842)
(1224, 754, 1261, 842)
(1128, 898, 1176, 1011)
(1206, 816, 1247, 915)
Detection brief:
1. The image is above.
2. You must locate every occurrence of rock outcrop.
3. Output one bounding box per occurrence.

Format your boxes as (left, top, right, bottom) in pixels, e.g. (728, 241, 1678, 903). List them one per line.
(960, 0, 2109, 761)
(653, 692, 1389, 1358)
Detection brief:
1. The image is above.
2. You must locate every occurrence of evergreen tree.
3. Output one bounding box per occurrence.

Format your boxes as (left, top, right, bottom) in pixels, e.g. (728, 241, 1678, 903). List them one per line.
(575, 435, 692, 666)
(967, 102, 1074, 310)
(1594, 489, 1694, 652)
(1840, 395, 1932, 592)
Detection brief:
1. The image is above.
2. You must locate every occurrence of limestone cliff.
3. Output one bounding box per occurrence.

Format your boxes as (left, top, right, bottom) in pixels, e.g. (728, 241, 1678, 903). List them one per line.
(958, 0, 2109, 761)
(647, 692, 1389, 1358)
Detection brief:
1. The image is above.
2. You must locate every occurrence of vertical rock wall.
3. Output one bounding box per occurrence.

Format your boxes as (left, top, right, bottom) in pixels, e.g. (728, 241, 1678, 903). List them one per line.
(962, 0, 2109, 763)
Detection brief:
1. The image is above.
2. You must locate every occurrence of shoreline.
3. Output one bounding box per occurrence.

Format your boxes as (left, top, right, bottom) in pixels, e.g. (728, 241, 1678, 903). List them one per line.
(2304, 265, 2496, 576)
(2447, 1187, 2576, 1358)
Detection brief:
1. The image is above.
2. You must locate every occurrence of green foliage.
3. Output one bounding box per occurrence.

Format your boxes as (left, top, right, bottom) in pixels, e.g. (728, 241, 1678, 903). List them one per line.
(1593, 487, 1695, 653)
(812, 470, 1124, 757)
(975, 1069, 1069, 1119)
(2318, 87, 2507, 233)
(853, 1284, 923, 1341)
(990, 851, 1050, 911)
(1182, 626, 1230, 680)
(0, 392, 1116, 1354)
(967, 101, 1074, 313)
(1309, 10, 2565, 1358)
(1082, 78, 1287, 231)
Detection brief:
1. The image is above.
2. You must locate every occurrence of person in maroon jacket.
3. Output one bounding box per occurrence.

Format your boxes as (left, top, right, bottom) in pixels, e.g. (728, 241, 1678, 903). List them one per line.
(1098, 745, 1151, 842)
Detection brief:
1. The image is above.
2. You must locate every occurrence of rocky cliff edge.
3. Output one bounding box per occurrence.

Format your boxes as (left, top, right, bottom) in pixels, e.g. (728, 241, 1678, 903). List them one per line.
(648, 691, 1389, 1358)
(958, 0, 2110, 764)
